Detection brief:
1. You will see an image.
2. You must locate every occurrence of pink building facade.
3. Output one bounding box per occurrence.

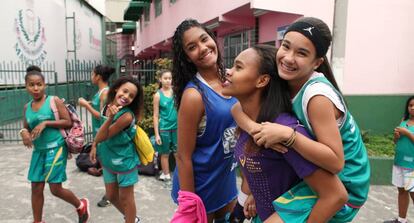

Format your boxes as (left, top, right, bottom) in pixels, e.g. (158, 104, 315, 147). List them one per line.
(122, 0, 413, 133)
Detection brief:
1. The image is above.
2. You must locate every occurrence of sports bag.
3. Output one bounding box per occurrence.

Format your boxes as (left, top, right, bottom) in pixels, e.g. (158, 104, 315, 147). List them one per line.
(75, 143, 100, 172)
(50, 96, 85, 154)
(132, 125, 155, 165)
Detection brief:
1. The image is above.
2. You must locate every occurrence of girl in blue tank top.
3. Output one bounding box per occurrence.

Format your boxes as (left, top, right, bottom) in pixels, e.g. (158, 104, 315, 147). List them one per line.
(170, 19, 238, 222)
(90, 75, 144, 223)
(20, 66, 90, 223)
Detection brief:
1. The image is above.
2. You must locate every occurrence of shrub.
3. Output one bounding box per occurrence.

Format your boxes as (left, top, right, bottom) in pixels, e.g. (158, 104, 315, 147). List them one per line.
(363, 133, 395, 157)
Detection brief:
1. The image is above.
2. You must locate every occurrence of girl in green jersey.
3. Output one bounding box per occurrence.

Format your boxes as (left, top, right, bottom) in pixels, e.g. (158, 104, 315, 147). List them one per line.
(233, 17, 370, 222)
(386, 96, 414, 223)
(153, 69, 178, 181)
(90, 75, 143, 223)
(20, 65, 90, 223)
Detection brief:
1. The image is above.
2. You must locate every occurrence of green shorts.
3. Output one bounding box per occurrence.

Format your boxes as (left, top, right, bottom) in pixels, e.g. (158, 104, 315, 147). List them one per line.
(28, 146, 68, 183)
(102, 167, 139, 187)
(272, 181, 360, 223)
(154, 129, 177, 155)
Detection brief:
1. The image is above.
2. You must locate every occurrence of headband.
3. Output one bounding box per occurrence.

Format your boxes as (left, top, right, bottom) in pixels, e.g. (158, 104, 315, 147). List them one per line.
(27, 70, 42, 76)
(284, 21, 329, 57)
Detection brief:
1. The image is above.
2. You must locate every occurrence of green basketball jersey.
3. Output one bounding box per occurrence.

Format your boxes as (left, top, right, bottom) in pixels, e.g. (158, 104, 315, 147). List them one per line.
(91, 87, 108, 137)
(25, 96, 65, 150)
(97, 107, 139, 173)
(158, 90, 177, 130)
(394, 120, 414, 168)
(291, 75, 370, 207)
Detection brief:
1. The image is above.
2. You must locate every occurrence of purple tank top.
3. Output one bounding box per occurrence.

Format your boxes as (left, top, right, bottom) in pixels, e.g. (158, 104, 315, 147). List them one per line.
(234, 113, 318, 221)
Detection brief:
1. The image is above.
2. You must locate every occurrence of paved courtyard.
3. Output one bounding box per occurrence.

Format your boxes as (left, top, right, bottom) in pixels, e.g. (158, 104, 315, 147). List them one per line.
(0, 144, 413, 223)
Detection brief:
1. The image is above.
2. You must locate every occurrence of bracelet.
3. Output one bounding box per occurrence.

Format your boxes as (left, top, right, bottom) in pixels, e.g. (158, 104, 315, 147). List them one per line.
(282, 126, 297, 148)
(19, 128, 29, 135)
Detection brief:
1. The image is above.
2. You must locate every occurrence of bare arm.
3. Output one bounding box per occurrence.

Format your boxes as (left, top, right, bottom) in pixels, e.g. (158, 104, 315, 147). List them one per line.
(305, 169, 348, 223)
(20, 105, 33, 148)
(231, 102, 261, 134)
(94, 106, 133, 143)
(395, 126, 414, 142)
(176, 88, 204, 192)
(153, 92, 161, 145)
(293, 96, 345, 174)
(79, 98, 100, 119)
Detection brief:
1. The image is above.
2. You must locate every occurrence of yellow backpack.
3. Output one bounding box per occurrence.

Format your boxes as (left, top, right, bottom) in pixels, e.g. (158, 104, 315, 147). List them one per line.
(133, 125, 155, 165)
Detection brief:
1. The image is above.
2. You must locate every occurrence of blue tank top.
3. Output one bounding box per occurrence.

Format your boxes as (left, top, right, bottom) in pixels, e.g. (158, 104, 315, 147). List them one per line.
(171, 76, 238, 213)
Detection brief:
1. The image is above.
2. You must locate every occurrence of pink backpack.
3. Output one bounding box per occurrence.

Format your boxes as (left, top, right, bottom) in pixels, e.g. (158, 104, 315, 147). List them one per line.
(50, 96, 85, 154)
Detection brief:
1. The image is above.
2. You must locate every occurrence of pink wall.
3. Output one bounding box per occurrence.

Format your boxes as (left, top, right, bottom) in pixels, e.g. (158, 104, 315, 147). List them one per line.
(343, 0, 414, 95)
(135, 0, 335, 56)
(258, 12, 301, 45)
(252, 0, 334, 28)
(134, 0, 250, 54)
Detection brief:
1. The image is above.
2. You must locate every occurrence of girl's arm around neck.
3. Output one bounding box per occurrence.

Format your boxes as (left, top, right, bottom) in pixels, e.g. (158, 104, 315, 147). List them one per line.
(305, 169, 348, 222)
(94, 111, 133, 143)
(293, 95, 344, 174)
(176, 88, 204, 192)
(231, 102, 261, 134)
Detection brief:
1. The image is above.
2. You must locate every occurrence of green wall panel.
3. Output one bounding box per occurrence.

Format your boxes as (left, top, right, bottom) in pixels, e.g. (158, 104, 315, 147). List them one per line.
(369, 157, 393, 185)
(345, 95, 412, 134)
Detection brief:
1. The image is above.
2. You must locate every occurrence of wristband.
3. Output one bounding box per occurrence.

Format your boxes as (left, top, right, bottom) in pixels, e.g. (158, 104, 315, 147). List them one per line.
(19, 128, 29, 135)
(237, 191, 248, 207)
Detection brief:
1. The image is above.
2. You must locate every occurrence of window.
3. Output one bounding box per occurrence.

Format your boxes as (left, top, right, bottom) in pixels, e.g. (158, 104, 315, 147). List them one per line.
(144, 5, 150, 22)
(155, 0, 162, 17)
(223, 31, 251, 68)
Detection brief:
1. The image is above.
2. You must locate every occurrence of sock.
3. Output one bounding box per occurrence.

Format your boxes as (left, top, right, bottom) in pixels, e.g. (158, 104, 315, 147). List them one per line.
(77, 200, 84, 210)
(398, 217, 407, 223)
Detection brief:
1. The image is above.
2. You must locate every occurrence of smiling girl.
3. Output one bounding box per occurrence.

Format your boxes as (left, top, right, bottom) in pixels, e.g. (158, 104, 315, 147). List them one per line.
(90, 75, 143, 223)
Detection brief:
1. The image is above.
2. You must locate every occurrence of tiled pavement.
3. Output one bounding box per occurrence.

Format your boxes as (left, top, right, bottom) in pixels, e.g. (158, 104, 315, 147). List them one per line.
(1, 144, 413, 223)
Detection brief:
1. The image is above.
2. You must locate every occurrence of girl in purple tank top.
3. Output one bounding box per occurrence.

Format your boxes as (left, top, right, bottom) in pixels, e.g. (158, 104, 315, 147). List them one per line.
(222, 45, 347, 222)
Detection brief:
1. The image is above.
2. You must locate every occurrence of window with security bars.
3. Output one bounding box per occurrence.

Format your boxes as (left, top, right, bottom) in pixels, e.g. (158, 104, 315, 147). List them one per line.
(144, 4, 150, 22)
(223, 31, 251, 68)
(155, 0, 162, 17)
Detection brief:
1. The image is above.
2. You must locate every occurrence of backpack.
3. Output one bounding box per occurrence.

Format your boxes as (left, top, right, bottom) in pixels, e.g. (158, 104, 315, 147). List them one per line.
(137, 151, 160, 176)
(50, 96, 85, 154)
(75, 143, 100, 172)
(132, 125, 155, 165)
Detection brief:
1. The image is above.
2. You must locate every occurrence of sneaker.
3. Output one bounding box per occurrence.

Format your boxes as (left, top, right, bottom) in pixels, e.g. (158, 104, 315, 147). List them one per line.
(77, 198, 90, 223)
(383, 218, 404, 223)
(124, 216, 141, 223)
(97, 195, 111, 207)
(159, 173, 171, 181)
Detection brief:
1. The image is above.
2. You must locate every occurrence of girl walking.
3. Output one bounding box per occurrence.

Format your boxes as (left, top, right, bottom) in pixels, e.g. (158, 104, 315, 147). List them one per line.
(20, 65, 90, 223)
(153, 69, 177, 181)
(170, 19, 238, 222)
(90, 75, 143, 223)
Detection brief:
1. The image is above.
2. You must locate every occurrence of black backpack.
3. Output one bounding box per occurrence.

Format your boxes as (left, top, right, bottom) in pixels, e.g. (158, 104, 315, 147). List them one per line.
(137, 152, 160, 176)
(75, 143, 100, 172)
